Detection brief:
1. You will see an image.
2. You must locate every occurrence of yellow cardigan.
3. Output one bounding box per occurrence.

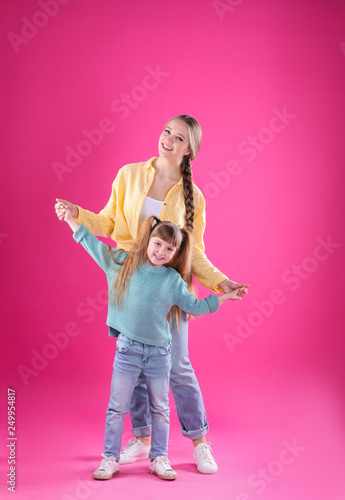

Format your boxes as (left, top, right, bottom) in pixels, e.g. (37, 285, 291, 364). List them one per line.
(76, 157, 228, 292)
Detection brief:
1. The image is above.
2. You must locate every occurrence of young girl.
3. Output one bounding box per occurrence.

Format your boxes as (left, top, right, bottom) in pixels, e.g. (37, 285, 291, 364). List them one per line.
(61, 205, 246, 481)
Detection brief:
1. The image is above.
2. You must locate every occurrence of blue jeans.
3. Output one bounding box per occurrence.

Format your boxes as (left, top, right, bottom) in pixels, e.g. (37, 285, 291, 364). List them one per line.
(104, 333, 171, 460)
(129, 314, 209, 440)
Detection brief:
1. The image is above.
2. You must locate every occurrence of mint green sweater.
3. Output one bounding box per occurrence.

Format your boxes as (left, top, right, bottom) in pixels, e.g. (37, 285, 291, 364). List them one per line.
(73, 224, 219, 347)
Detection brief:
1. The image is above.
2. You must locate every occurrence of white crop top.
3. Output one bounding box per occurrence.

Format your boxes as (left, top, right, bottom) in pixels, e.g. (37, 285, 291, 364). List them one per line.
(139, 196, 164, 223)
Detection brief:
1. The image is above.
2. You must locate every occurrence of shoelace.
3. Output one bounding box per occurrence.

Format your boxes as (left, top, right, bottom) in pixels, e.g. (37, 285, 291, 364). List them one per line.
(151, 456, 172, 472)
(100, 454, 116, 471)
(198, 443, 214, 464)
(121, 438, 142, 454)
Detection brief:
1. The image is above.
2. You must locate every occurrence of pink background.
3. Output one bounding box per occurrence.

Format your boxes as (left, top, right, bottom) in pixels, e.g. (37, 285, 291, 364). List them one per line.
(1, 1, 345, 499)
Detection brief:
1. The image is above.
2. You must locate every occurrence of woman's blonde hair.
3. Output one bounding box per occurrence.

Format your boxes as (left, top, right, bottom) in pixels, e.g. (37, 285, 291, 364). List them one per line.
(109, 216, 194, 325)
(166, 115, 202, 233)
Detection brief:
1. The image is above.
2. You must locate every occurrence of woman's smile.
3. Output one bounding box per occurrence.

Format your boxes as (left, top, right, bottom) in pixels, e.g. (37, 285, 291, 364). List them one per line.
(162, 142, 173, 151)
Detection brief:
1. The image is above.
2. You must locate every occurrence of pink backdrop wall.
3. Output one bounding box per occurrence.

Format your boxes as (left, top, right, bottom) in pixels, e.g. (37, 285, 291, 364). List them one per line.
(1, 1, 345, 499)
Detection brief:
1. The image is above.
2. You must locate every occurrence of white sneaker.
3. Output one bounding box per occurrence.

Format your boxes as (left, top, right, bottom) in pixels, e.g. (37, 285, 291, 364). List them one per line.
(149, 456, 177, 480)
(119, 438, 151, 464)
(93, 454, 119, 480)
(193, 443, 218, 474)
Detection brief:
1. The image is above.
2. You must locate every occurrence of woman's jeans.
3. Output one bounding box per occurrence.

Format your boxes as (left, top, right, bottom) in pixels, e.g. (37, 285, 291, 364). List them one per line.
(129, 314, 209, 441)
(104, 334, 171, 460)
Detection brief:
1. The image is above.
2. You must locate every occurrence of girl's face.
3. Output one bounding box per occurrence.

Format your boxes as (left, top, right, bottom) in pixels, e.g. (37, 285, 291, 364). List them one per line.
(158, 119, 190, 164)
(146, 236, 177, 267)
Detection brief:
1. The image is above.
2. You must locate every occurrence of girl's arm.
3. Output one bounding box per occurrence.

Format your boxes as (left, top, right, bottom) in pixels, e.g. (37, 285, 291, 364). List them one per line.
(218, 288, 247, 304)
(60, 206, 114, 272)
(61, 205, 80, 232)
(172, 273, 246, 317)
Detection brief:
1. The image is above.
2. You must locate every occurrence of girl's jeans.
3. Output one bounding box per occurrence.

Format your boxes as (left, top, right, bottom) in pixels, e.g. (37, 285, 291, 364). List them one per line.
(129, 314, 209, 441)
(104, 333, 171, 460)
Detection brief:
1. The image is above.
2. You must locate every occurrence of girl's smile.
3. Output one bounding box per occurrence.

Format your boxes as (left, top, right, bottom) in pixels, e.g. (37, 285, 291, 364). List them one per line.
(146, 237, 177, 267)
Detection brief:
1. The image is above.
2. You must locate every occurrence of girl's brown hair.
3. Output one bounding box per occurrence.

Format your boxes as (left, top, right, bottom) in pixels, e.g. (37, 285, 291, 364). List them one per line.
(109, 216, 194, 324)
(167, 115, 202, 233)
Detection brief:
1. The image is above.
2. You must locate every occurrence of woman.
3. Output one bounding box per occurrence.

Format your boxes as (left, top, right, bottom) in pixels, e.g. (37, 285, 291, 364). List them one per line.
(55, 115, 248, 474)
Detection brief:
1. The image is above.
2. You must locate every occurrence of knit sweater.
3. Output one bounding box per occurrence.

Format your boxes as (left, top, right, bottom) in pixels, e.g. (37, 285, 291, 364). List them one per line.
(73, 224, 219, 347)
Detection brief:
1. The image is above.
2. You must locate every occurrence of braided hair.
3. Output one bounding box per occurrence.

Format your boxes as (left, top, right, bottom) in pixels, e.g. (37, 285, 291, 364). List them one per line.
(168, 115, 202, 233)
(180, 154, 195, 233)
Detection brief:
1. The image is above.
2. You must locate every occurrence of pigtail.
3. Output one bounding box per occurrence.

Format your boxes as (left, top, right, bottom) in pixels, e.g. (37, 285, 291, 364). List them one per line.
(109, 216, 157, 308)
(165, 228, 194, 326)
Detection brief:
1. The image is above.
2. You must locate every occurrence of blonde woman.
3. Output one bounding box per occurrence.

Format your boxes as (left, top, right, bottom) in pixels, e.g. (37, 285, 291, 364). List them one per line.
(55, 115, 248, 474)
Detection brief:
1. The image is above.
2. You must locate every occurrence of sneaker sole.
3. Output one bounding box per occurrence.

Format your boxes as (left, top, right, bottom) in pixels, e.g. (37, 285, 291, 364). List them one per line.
(119, 454, 150, 465)
(150, 470, 177, 481)
(196, 467, 218, 474)
(93, 470, 119, 480)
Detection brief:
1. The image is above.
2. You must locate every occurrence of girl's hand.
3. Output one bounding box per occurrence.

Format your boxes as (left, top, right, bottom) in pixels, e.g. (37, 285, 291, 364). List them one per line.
(55, 202, 80, 232)
(55, 199, 78, 221)
(218, 279, 249, 294)
(61, 205, 73, 222)
(218, 287, 248, 305)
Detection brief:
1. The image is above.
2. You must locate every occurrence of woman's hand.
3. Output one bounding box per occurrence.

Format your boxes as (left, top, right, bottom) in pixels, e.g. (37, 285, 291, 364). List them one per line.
(218, 279, 249, 294)
(55, 198, 78, 221)
(218, 287, 248, 305)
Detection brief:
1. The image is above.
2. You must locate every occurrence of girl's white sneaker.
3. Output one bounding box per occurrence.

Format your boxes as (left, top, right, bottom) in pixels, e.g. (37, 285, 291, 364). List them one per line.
(193, 443, 218, 474)
(93, 454, 119, 480)
(149, 456, 177, 480)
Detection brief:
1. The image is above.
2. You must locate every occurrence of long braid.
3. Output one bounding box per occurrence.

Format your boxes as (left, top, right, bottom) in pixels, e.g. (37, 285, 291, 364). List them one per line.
(167, 114, 201, 232)
(181, 155, 195, 233)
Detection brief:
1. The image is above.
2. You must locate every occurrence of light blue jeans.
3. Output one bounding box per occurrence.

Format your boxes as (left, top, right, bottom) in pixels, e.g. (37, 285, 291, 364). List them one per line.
(104, 333, 172, 460)
(129, 314, 209, 440)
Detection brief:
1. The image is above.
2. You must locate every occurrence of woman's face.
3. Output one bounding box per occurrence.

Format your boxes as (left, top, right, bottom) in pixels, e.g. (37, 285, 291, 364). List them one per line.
(158, 119, 190, 165)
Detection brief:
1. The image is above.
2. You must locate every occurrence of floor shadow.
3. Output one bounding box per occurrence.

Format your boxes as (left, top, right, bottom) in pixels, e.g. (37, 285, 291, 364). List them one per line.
(173, 462, 199, 474)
